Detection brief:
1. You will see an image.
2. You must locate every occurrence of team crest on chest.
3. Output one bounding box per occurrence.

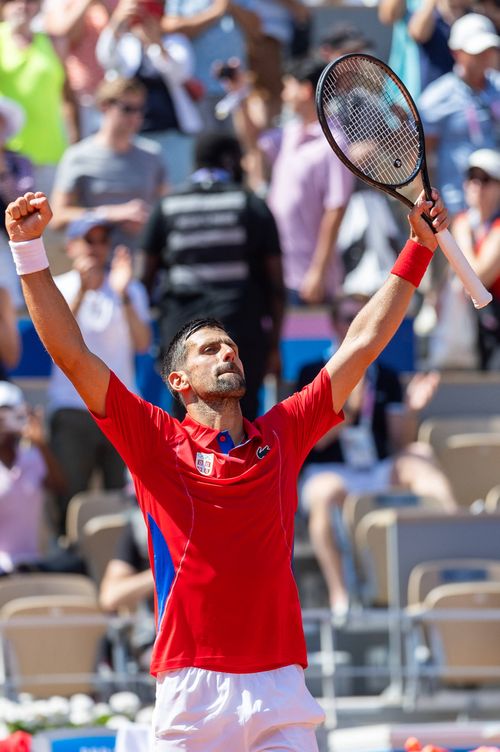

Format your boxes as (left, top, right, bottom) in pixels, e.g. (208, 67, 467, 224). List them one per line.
(196, 452, 215, 476)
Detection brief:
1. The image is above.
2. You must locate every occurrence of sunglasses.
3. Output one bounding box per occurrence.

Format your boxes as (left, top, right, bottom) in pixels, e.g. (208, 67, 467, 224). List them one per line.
(110, 101, 145, 116)
(467, 171, 497, 185)
(82, 234, 110, 246)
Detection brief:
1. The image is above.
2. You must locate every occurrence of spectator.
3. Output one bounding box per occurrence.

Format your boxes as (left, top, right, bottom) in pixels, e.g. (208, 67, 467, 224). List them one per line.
(236, 0, 310, 127)
(248, 57, 353, 304)
(452, 148, 500, 368)
(0, 96, 34, 309)
(162, 0, 250, 129)
(0, 287, 20, 378)
(297, 293, 457, 613)
(470, 0, 500, 30)
(418, 13, 500, 217)
(141, 132, 285, 421)
(42, 0, 118, 139)
(0, 0, 68, 195)
(50, 76, 168, 254)
(407, 0, 469, 92)
(317, 22, 373, 62)
(379, 0, 423, 99)
(96, 0, 203, 188)
(99, 506, 155, 669)
(0, 382, 66, 574)
(48, 213, 151, 535)
(379, 0, 470, 99)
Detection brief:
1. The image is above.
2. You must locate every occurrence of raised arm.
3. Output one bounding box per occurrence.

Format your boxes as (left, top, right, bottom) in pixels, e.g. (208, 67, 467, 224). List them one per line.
(5, 193, 110, 417)
(326, 191, 448, 413)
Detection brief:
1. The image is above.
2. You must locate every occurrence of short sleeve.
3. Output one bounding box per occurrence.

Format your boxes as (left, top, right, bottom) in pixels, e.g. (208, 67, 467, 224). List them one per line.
(52, 148, 78, 194)
(258, 128, 283, 167)
(418, 78, 449, 136)
(324, 151, 354, 210)
(269, 368, 343, 466)
(90, 371, 175, 475)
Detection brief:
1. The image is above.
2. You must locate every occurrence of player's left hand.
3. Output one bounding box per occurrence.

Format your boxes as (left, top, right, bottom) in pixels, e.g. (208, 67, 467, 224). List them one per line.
(408, 189, 448, 251)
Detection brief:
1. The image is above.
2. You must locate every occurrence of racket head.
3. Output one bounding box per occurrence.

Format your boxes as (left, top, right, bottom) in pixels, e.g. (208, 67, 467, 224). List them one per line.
(316, 53, 430, 207)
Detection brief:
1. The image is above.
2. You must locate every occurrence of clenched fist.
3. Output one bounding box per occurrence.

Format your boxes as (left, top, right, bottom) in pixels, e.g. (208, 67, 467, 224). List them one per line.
(5, 192, 53, 243)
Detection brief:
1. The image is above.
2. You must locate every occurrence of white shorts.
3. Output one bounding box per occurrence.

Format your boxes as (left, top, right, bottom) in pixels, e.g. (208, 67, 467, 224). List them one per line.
(152, 664, 325, 751)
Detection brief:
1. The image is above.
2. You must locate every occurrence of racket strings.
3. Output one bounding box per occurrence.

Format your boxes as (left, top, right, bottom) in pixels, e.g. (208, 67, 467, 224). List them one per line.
(321, 58, 422, 187)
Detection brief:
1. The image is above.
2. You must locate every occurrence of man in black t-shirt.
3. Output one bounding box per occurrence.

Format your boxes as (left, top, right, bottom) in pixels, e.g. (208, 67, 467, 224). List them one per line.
(141, 133, 285, 420)
(297, 293, 457, 614)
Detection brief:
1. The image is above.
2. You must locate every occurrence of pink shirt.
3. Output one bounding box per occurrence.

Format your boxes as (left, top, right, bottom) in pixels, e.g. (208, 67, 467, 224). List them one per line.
(262, 120, 353, 297)
(0, 445, 46, 572)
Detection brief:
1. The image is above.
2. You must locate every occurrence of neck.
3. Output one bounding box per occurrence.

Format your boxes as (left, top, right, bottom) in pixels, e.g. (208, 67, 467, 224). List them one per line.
(301, 105, 317, 126)
(186, 399, 245, 445)
(459, 67, 486, 91)
(95, 124, 132, 153)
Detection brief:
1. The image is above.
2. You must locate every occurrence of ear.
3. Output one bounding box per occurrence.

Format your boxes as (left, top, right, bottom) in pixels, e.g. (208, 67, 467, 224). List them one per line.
(167, 370, 190, 398)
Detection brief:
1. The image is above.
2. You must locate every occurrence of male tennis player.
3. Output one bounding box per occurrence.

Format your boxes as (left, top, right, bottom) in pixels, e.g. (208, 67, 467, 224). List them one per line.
(5, 189, 447, 750)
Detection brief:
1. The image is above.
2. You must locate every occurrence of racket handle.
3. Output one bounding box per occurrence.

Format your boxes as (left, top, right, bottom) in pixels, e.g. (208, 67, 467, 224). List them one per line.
(436, 228, 492, 310)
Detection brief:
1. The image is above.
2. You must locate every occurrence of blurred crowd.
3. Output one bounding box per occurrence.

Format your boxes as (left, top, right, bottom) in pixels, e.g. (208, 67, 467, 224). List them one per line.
(0, 0, 498, 658)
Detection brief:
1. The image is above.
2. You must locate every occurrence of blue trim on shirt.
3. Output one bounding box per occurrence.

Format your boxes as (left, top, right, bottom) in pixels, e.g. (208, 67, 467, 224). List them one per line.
(148, 513, 176, 629)
(217, 430, 235, 454)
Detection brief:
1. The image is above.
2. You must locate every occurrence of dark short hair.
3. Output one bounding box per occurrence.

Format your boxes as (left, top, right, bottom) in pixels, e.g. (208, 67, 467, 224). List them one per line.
(284, 56, 327, 91)
(194, 133, 243, 175)
(161, 318, 228, 398)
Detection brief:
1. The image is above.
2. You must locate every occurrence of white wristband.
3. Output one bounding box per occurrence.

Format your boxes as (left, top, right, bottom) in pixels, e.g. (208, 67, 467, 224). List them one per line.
(9, 237, 49, 276)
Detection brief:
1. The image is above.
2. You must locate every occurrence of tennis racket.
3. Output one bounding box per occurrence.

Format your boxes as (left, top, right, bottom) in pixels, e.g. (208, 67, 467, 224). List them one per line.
(316, 53, 492, 309)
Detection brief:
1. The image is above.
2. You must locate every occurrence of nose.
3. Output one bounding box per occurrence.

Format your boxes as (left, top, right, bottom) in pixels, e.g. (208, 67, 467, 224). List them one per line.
(221, 344, 235, 362)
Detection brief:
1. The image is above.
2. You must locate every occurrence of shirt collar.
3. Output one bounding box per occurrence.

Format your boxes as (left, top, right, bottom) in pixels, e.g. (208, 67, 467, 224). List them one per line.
(190, 168, 232, 184)
(181, 413, 262, 449)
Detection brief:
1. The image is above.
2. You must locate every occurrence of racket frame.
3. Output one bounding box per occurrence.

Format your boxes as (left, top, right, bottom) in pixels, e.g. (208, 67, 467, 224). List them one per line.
(316, 52, 434, 211)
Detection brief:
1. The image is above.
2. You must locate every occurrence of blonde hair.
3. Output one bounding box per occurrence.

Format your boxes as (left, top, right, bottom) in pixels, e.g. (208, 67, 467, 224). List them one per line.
(95, 76, 146, 108)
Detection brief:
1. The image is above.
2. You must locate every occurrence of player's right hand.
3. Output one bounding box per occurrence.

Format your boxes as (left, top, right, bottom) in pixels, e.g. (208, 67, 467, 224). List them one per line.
(5, 192, 53, 243)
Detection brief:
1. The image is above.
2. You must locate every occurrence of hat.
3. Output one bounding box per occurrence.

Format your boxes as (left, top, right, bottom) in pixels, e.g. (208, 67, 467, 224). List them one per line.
(468, 148, 500, 180)
(0, 381, 25, 409)
(66, 213, 111, 240)
(320, 23, 373, 53)
(448, 13, 499, 54)
(0, 97, 25, 142)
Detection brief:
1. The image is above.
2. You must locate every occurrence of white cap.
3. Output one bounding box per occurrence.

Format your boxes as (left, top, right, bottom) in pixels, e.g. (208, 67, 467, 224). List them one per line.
(0, 97, 25, 142)
(468, 149, 500, 180)
(0, 381, 25, 409)
(449, 13, 499, 54)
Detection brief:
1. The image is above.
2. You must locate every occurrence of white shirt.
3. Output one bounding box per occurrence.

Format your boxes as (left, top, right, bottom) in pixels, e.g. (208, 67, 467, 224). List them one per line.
(48, 270, 150, 412)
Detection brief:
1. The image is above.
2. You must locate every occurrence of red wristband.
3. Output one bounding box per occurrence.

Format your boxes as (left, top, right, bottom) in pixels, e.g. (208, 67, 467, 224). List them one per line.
(391, 239, 434, 288)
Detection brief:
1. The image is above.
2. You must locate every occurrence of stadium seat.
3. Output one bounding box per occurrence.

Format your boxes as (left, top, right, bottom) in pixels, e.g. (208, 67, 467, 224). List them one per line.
(417, 415, 500, 461)
(407, 559, 500, 606)
(65, 490, 127, 548)
(407, 581, 500, 688)
(436, 434, 500, 508)
(0, 594, 108, 697)
(344, 490, 448, 546)
(80, 513, 128, 586)
(485, 484, 500, 513)
(0, 573, 98, 610)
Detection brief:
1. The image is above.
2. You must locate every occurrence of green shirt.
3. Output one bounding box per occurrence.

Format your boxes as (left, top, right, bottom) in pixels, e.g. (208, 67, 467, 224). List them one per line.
(0, 24, 67, 165)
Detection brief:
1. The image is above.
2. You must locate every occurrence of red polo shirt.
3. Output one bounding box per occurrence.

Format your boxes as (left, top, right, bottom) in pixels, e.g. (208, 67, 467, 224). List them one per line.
(93, 368, 342, 676)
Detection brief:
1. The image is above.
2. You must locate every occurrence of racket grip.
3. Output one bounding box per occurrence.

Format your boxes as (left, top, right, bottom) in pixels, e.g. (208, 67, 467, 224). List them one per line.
(436, 228, 492, 309)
